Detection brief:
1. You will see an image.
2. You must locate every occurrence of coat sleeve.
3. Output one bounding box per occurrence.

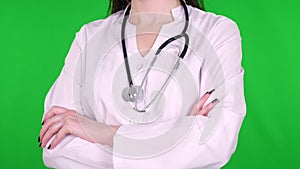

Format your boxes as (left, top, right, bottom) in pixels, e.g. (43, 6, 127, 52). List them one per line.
(41, 24, 114, 169)
(112, 17, 246, 169)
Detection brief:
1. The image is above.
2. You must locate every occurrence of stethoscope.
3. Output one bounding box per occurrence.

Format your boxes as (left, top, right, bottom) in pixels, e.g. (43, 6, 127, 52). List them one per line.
(121, 0, 190, 113)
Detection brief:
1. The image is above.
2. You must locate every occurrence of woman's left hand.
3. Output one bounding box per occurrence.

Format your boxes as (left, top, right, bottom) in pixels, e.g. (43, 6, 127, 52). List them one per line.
(39, 106, 120, 149)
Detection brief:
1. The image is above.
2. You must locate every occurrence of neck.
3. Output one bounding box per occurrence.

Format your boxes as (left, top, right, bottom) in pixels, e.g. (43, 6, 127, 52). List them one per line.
(131, 0, 181, 14)
(130, 0, 181, 26)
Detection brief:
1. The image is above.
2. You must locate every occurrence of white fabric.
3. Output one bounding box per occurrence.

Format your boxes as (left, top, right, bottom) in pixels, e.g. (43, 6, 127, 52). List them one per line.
(42, 4, 246, 169)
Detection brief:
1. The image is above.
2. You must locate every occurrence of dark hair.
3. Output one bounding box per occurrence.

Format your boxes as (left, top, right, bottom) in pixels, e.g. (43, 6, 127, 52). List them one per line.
(108, 0, 205, 14)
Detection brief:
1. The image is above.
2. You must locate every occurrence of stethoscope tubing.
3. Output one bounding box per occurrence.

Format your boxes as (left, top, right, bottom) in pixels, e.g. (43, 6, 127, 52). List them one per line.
(121, 0, 190, 112)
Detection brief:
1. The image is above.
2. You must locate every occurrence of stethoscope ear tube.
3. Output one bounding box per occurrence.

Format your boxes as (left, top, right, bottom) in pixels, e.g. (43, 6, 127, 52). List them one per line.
(155, 33, 189, 59)
(121, 4, 134, 87)
(179, 33, 189, 59)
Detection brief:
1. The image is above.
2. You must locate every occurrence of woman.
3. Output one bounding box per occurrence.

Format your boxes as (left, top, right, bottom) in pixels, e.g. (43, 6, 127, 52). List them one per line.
(38, 0, 246, 168)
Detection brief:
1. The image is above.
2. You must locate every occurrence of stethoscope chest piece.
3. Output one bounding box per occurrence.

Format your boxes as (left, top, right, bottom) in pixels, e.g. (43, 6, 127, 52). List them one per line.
(122, 85, 144, 102)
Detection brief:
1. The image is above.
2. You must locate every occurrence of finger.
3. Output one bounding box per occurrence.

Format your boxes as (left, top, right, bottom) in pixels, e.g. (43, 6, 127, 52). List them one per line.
(42, 106, 69, 125)
(189, 89, 215, 116)
(39, 113, 72, 141)
(190, 100, 201, 116)
(197, 98, 220, 116)
(47, 126, 69, 150)
(198, 89, 215, 110)
(43, 114, 78, 149)
(40, 120, 64, 148)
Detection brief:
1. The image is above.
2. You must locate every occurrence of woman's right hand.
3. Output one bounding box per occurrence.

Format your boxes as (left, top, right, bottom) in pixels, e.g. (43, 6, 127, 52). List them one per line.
(38, 106, 119, 149)
(189, 89, 220, 117)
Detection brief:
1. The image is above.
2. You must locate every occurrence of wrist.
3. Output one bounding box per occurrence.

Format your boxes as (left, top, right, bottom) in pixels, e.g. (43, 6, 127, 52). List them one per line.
(107, 125, 120, 147)
(111, 125, 120, 133)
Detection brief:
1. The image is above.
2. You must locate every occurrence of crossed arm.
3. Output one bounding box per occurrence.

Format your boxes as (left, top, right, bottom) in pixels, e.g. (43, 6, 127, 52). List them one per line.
(38, 90, 218, 150)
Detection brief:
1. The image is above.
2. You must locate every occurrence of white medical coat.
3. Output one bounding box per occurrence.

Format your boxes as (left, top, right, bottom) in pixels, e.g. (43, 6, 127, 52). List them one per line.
(42, 4, 246, 169)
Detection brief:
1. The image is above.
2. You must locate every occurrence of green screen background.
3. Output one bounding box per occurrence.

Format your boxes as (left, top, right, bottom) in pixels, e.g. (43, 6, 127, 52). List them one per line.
(0, 0, 299, 168)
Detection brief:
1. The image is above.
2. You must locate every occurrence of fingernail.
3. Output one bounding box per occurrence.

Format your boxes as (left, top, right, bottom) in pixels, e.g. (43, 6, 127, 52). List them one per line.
(208, 89, 215, 94)
(47, 144, 51, 149)
(211, 98, 219, 103)
(41, 120, 44, 125)
(39, 142, 42, 147)
(38, 136, 40, 142)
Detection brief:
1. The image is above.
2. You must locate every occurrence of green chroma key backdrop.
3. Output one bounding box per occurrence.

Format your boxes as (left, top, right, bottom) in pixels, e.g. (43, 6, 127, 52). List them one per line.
(0, 0, 299, 168)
